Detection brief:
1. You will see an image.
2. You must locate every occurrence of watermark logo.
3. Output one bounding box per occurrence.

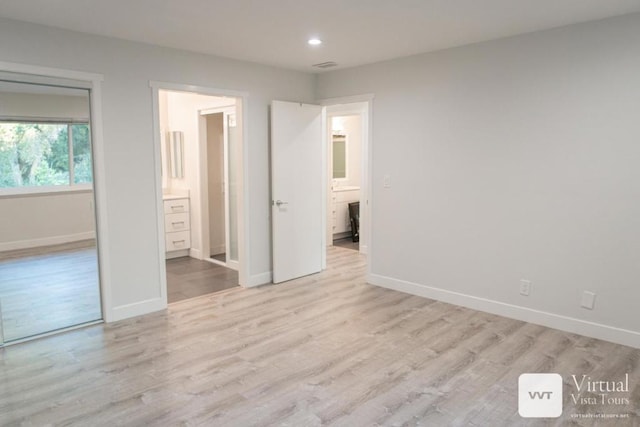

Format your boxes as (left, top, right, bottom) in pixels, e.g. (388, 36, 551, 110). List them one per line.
(518, 373, 563, 418)
(570, 373, 630, 405)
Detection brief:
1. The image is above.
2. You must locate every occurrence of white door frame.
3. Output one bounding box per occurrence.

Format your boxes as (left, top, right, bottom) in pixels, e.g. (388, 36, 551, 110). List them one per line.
(199, 105, 238, 271)
(150, 81, 250, 300)
(319, 94, 374, 271)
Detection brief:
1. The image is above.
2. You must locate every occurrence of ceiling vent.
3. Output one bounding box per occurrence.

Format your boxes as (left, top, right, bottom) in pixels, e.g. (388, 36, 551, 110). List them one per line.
(312, 61, 338, 69)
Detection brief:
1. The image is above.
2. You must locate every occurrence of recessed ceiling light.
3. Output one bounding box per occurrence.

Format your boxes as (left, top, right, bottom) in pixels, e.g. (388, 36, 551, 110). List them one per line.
(308, 38, 322, 46)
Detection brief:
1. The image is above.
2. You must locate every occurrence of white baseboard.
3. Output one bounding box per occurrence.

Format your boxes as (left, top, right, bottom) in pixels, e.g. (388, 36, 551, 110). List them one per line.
(0, 231, 95, 252)
(107, 297, 166, 322)
(166, 249, 189, 259)
(368, 273, 640, 349)
(245, 271, 272, 288)
(360, 244, 368, 255)
(189, 248, 202, 259)
(210, 244, 226, 255)
(332, 232, 352, 241)
(227, 259, 239, 271)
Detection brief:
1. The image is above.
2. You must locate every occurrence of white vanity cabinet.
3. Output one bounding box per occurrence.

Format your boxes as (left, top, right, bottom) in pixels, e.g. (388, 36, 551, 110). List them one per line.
(163, 196, 191, 257)
(332, 187, 359, 236)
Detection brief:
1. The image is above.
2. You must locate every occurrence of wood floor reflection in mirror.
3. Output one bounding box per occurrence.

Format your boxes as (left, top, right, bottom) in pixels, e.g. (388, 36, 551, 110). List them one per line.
(0, 240, 101, 342)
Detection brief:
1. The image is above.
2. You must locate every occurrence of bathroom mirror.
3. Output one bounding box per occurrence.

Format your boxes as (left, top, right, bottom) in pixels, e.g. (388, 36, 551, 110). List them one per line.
(168, 130, 184, 178)
(332, 134, 347, 179)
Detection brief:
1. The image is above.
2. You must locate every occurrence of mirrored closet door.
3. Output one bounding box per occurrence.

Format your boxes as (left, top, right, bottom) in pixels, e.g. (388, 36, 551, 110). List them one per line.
(0, 75, 102, 345)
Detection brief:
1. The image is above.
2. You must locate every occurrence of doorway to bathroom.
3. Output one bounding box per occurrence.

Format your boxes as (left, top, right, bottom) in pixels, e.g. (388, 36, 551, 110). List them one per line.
(325, 100, 370, 256)
(153, 85, 245, 303)
(269, 97, 371, 284)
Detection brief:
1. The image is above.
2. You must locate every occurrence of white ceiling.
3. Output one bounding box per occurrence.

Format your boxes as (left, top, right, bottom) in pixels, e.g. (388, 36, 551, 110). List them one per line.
(1, 0, 639, 72)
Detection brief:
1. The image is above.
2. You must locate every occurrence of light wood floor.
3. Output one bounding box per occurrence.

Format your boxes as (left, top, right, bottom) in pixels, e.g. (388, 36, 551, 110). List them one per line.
(0, 247, 638, 426)
(0, 241, 102, 342)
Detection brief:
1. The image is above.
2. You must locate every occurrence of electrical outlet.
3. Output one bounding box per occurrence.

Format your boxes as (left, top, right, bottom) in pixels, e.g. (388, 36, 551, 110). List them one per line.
(520, 279, 531, 296)
(581, 291, 596, 310)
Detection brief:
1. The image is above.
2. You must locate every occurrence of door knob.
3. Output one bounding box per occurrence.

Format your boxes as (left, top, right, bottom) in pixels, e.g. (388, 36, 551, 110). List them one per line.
(273, 200, 288, 206)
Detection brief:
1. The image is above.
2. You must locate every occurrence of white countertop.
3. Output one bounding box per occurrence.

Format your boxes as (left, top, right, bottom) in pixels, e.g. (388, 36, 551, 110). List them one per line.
(163, 193, 189, 200)
(333, 186, 360, 192)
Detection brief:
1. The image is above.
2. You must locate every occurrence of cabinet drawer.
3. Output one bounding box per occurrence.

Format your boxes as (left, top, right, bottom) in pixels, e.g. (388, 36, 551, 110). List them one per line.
(164, 198, 189, 214)
(333, 202, 350, 233)
(165, 212, 189, 232)
(166, 230, 191, 251)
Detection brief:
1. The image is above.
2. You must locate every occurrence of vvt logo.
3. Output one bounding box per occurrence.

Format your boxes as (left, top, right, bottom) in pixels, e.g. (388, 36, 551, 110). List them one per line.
(528, 391, 554, 399)
(519, 373, 563, 418)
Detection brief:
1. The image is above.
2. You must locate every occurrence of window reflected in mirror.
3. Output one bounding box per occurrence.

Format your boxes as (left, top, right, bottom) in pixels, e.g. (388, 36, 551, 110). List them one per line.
(0, 76, 102, 345)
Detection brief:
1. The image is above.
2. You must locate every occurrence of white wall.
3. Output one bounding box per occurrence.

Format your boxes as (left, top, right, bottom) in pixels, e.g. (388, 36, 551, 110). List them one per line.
(0, 191, 95, 250)
(0, 17, 315, 319)
(317, 13, 640, 347)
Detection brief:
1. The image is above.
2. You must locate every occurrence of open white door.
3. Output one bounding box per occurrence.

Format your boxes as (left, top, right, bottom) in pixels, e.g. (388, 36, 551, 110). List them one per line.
(271, 100, 324, 283)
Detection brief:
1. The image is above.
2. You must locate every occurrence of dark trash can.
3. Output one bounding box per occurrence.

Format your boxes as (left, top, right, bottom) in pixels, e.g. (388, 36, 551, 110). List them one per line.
(348, 202, 360, 242)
